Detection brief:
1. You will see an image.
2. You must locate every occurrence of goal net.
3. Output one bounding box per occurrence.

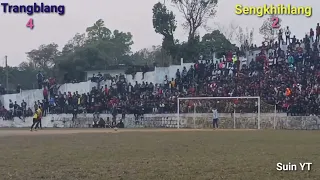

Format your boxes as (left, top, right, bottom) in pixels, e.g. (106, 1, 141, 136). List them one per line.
(177, 96, 269, 129)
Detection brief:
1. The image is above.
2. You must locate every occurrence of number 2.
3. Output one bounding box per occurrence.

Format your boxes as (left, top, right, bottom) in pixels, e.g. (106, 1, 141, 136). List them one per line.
(271, 17, 280, 29)
(26, 18, 34, 29)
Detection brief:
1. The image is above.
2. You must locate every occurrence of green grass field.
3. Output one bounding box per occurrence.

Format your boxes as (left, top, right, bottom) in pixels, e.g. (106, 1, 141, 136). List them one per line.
(0, 129, 320, 180)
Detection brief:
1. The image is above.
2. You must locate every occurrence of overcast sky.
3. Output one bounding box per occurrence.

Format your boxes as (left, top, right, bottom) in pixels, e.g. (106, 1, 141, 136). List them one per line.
(0, 0, 317, 66)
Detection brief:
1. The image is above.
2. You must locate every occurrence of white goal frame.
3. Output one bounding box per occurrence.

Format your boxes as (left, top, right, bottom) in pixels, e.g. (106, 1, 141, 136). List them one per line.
(177, 96, 261, 129)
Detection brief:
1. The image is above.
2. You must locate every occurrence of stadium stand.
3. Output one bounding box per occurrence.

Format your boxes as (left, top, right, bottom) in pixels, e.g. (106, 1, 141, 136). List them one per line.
(0, 24, 319, 122)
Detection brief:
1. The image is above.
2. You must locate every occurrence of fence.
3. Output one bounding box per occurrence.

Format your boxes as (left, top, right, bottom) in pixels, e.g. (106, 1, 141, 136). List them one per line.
(64, 113, 320, 130)
(2, 112, 319, 129)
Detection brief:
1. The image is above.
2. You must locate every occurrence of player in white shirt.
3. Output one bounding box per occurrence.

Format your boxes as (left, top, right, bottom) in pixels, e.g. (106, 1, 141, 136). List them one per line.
(285, 26, 291, 45)
(212, 108, 219, 129)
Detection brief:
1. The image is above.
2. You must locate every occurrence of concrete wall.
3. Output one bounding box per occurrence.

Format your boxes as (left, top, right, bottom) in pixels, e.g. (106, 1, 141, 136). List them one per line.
(1, 113, 319, 130)
(85, 70, 126, 80)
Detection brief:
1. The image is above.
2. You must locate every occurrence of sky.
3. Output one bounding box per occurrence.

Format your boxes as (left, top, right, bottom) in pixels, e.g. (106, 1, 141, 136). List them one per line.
(0, 0, 318, 66)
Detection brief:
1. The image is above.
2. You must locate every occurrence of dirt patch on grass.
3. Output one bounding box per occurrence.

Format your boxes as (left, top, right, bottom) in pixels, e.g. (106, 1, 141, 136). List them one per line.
(0, 128, 256, 137)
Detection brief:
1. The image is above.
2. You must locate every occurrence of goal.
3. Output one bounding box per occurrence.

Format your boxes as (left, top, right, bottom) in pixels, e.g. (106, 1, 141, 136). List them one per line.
(177, 96, 262, 129)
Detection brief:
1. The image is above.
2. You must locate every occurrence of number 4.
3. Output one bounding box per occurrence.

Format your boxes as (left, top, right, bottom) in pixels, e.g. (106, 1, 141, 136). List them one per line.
(26, 18, 34, 29)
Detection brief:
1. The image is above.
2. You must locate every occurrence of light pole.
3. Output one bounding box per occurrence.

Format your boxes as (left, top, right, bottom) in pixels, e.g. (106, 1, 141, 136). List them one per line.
(5, 55, 8, 89)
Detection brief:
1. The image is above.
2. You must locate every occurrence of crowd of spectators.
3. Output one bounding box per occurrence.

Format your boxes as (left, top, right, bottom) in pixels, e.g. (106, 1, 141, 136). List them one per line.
(2, 24, 320, 120)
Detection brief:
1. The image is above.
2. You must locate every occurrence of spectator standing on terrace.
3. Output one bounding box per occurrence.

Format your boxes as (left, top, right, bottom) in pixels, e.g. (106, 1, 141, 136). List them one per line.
(36, 71, 44, 89)
(43, 87, 48, 101)
(278, 29, 283, 45)
(142, 64, 148, 80)
(310, 28, 314, 43)
(285, 26, 291, 45)
(21, 100, 27, 116)
(16, 84, 21, 93)
(316, 23, 320, 42)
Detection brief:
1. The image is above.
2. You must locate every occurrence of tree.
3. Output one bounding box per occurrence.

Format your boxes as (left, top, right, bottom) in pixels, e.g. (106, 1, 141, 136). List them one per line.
(55, 19, 135, 81)
(26, 43, 60, 71)
(0, 19, 136, 90)
(215, 22, 254, 48)
(18, 61, 35, 71)
(214, 21, 239, 42)
(235, 27, 254, 48)
(131, 46, 173, 66)
(62, 33, 86, 54)
(171, 0, 218, 42)
(85, 19, 133, 65)
(259, 15, 282, 43)
(200, 30, 235, 58)
(152, 2, 177, 60)
(86, 19, 112, 43)
(109, 30, 134, 62)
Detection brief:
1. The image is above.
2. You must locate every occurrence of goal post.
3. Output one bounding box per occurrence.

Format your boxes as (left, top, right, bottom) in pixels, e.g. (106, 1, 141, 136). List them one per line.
(177, 96, 261, 129)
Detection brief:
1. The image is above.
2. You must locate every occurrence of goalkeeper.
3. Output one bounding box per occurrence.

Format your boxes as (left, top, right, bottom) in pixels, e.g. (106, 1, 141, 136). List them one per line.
(212, 108, 219, 129)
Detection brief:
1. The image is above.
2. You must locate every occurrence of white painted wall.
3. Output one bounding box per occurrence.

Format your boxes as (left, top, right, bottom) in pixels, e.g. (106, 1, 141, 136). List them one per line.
(0, 113, 287, 128)
(85, 70, 126, 80)
(0, 81, 98, 109)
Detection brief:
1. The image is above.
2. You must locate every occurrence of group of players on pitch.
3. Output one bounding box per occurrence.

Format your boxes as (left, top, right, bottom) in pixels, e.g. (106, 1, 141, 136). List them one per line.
(30, 107, 43, 131)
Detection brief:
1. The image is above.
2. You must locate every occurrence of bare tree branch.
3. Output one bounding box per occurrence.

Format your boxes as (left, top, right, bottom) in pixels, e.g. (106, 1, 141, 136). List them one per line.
(172, 0, 218, 41)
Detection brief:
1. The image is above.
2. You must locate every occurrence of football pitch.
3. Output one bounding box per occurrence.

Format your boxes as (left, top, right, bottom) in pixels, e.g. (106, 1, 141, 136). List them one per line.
(0, 128, 320, 180)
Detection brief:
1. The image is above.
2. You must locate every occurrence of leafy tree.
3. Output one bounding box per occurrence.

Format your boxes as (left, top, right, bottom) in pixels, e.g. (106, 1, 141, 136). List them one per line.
(62, 33, 86, 54)
(171, 0, 218, 42)
(177, 36, 201, 62)
(0, 66, 38, 90)
(152, 2, 177, 61)
(18, 61, 35, 71)
(200, 30, 235, 58)
(1, 19, 137, 90)
(86, 19, 112, 43)
(55, 19, 134, 80)
(26, 43, 60, 71)
(109, 30, 134, 62)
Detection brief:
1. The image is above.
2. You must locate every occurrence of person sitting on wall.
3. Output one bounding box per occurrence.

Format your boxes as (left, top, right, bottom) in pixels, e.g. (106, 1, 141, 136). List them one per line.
(36, 71, 44, 89)
(16, 84, 21, 93)
(98, 118, 106, 128)
(142, 64, 148, 80)
(104, 117, 111, 128)
(91, 74, 97, 83)
(26, 108, 33, 116)
(117, 119, 124, 128)
(92, 119, 98, 128)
